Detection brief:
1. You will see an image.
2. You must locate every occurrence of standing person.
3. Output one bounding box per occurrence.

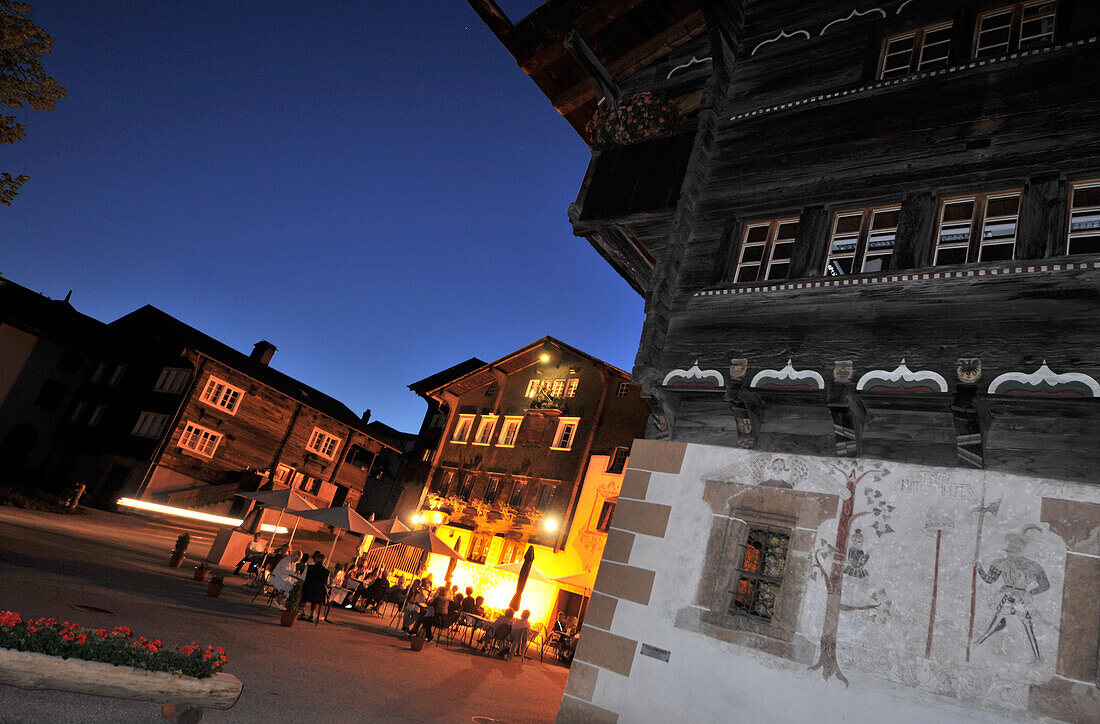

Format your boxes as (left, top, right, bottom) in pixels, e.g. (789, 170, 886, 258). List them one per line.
(233, 533, 267, 575)
(509, 610, 533, 659)
(301, 552, 330, 622)
(270, 550, 301, 607)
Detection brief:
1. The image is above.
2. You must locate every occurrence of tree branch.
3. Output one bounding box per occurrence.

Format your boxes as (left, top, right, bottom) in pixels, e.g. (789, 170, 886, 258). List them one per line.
(813, 550, 832, 592)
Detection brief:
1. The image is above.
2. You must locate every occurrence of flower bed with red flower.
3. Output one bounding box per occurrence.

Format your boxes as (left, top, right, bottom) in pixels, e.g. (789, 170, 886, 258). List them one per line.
(0, 611, 227, 679)
(585, 91, 683, 148)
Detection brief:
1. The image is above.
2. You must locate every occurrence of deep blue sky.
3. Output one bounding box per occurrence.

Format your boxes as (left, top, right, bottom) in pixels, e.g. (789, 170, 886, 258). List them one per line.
(3, 2, 643, 432)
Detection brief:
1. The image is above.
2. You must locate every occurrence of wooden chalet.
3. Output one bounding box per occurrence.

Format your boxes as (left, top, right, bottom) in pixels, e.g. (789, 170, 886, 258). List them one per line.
(53, 305, 402, 517)
(472, 1, 1100, 721)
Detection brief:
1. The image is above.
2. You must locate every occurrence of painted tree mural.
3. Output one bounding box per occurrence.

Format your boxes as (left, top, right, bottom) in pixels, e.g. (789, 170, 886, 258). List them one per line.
(809, 464, 894, 685)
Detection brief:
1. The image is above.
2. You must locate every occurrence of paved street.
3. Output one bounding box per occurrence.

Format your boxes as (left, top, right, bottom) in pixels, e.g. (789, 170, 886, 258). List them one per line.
(0, 507, 569, 723)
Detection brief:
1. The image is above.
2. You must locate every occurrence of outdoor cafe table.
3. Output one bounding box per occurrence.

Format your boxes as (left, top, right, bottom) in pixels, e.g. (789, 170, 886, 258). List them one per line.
(459, 613, 491, 647)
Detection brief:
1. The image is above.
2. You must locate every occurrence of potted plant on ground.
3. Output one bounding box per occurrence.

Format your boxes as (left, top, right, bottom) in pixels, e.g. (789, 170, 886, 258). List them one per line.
(409, 630, 426, 652)
(279, 582, 302, 628)
(205, 575, 225, 598)
(169, 534, 190, 568)
(193, 562, 210, 582)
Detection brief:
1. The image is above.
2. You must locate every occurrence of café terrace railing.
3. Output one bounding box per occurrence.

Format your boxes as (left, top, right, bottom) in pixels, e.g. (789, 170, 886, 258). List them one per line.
(359, 542, 428, 576)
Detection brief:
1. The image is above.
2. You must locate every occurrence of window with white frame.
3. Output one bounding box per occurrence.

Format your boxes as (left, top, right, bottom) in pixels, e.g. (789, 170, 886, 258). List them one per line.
(734, 218, 798, 283)
(473, 415, 497, 445)
(273, 463, 294, 485)
(976, 1, 1055, 59)
(565, 379, 579, 397)
(1068, 180, 1100, 255)
(485, 475, 501, 504)
(880, 22, 953, 79)
(154, 367, 191, 394)
(934, 191, 1021, 266)
(551, 417, 580, 451)
(131, 411, 169, 439)
(421, 448, 434, 463)
(87, 404, 106, 427)
(596, 500, 617, 532)
(452, 414, 475, 443)
(497, 416, 522, 447)
(107, 364, 126, 386)
(178, 421, 222, 457)
(199, 376, 244, 414)
(551, 379, 566, 398)
(433, 469, 455, 495)
(306, 427, 341, 460)
(524, 379, 541, 398)
(824, 206, 900, 276)
(616, 381, 630, 397)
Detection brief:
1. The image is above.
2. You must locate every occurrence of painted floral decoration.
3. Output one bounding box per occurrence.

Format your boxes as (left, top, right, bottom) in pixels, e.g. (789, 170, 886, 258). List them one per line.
(585, 92, 682, 148)
(0, 611, 227, 679)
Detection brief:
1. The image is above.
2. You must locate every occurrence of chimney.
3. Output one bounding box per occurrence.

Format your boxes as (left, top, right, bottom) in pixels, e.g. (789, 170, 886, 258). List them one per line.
(362, 409, 371, 423)
(250, 340, 277, 365)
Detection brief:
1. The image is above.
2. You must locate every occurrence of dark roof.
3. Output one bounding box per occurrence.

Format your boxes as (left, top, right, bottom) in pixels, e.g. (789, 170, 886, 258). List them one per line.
(364, 420, 416, 452)
(408, 357, 487, 396)
(0, 277, 105, 347)
(111, 305, 400, 452)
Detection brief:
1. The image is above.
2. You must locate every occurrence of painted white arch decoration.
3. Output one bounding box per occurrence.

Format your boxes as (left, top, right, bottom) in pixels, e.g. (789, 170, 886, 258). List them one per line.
(856, 360, 949, 393)
(987, 362, 1100, 397)
(821, 8, 888, 36)
(750, 360, 825, 390)
(751, 29, 812, 56)
(663, 361, 725, 388)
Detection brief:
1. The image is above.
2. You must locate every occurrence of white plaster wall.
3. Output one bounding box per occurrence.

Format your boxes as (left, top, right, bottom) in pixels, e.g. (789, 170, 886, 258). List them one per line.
(591, 443, 1100, 723)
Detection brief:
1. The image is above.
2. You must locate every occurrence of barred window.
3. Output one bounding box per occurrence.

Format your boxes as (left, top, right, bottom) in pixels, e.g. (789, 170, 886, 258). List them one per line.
(729, 528, 790, 621)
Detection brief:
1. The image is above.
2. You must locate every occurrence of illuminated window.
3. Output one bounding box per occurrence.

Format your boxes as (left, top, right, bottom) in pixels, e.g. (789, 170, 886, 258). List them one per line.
(729, 528, 790, 621)
(421, 448, 434, 463)
(616, 382, 630, 397)
(1068, 180, 1100, 255)
(824, 206, 900, 276)
(153, 367, 190, 394)
(199, 376, 243, 415)
(469, 534, 492, 564)
(485, 476, 501, 504)
(131, 411, 169, 439)
(306, 428, 341, 460)
(178, 421, 222, 458)
(934, 190, 1021, 265)
(500, 540, 524, 565)
(496, 416, 522, 447)
(734, 219, 798, 283)
(273, 464, 294, 485)
(550, 379, 566, 398)
(473, 415, 497, 445)
(880, 22, 953, 79)
(451, 414, 475, 443)
(565, 379, 579, 397)
(524, 379, 540, 398)
(607, 447, 629, 475)
(551, 418, 580, 451)
(595, 501, 616, 532)
(433, 469, 455, 495)
(976, 1, 1055, 59)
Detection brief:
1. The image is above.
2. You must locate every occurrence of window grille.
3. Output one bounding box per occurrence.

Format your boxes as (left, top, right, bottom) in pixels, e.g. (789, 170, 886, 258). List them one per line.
(728, 527, 790, 621)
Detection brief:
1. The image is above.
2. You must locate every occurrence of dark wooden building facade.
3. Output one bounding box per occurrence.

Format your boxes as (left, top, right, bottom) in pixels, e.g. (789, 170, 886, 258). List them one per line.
(473, 1, 1100, 721)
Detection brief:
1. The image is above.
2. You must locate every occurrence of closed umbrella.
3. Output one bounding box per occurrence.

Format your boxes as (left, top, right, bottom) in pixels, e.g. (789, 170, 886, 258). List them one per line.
(235, 489, 318, 570)
(510, 545, 535, 611)
(287, 505, 390, 565)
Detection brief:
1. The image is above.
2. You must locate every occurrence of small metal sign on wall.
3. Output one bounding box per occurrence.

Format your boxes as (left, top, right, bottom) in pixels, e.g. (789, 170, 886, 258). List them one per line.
(640, 643, 671, 662)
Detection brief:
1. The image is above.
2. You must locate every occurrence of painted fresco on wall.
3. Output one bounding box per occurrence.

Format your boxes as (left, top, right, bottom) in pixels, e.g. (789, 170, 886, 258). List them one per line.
(702, 451, 1098, 713)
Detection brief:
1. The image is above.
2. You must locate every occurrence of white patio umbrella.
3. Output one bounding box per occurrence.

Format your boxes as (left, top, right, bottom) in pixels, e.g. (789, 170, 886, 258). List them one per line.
(494, 560, 553, 584)
(287, 505, 391, 565)
(236, 489, 318, 569)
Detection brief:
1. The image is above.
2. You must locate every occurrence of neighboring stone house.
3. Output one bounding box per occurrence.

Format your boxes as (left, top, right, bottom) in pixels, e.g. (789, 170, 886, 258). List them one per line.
(472, 1, 1100, 721)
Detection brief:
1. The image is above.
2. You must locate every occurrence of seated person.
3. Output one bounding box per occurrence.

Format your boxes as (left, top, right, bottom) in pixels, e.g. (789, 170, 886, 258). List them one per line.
(449, 592, 464, 616)
(472, 596, 486, 617)
(553, 611, 569, 634)
(234, 533, 268, 575)
(270, 551, 303, 606)
(508, 609, 532, 657)
(481, 608, 515, 651)
(461, 591, 478, 615)
(401, 584, 428, 632)
(410, 587, 449, 641)
(330, 563, 345, 589)
(361, 574, 390, 611)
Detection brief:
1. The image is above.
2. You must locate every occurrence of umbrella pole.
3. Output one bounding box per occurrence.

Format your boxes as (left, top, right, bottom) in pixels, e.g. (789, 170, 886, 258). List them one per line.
(327, 529, 341, 565)
(288, 518, 300, 549)
(257, 509, 283, 574)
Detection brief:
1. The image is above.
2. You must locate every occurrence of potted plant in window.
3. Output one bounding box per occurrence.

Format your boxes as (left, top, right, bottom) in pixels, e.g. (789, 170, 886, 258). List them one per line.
(169, 534, 190, 568)
(206, 575, 225, 598)
(193, 562, 210, 582)
(279, 582, 302, 628)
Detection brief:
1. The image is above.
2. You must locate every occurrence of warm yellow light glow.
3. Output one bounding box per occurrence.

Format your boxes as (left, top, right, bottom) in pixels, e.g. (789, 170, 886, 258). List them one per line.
(259, 524, 290, 534)
(543, 517, 559, 532)
(117, 498, 287, 533)
(424, 555, 558, 626)
(411, 514, 424, 525)
(540, 354, 550, 362)
(417, 509, 447, 527)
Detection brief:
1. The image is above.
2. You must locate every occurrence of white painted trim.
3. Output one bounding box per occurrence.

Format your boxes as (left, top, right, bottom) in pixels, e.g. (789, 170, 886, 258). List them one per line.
(821, 8, 887, 37)
(1066, 549, 1100, 560)
(987, 362, 1100, 397)
(751, 29, 811, 56)
(856, 360, 949, 393)
(750, 360, 825, 390)
(663, 361, 725, 388)
(667, 55, 711, 79)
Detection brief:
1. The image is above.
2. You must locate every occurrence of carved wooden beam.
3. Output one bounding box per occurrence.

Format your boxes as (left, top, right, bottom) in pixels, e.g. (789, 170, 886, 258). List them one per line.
(564, 29, 621, 109)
